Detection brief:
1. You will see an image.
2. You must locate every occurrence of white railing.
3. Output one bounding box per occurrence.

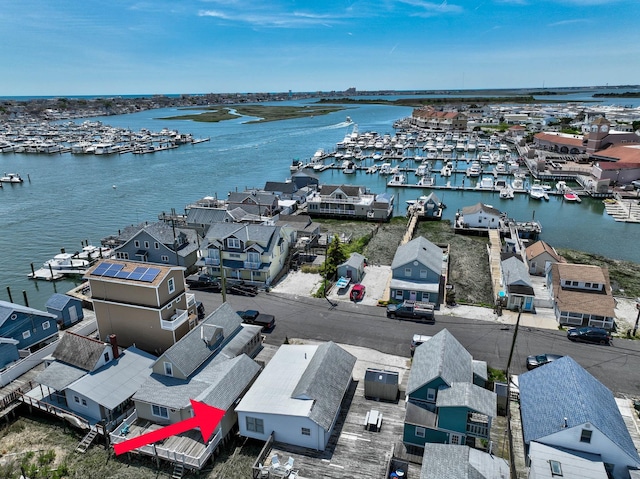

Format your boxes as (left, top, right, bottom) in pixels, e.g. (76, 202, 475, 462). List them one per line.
(316, 208, 357, 215)
(186, 293, 196, 308)
(204, 257, 220, 266)
(466, 421, 489, 438)
(243, 261, 261, 270)
(310, 195, 373, 205)
(161, 310, 189, 331)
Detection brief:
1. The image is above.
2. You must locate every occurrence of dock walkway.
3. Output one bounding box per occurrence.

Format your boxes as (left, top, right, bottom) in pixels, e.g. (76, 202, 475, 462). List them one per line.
(487, 230, 503, 304)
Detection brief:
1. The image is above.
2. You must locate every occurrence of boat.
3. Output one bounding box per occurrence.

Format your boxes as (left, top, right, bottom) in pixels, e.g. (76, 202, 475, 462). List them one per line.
(43, 253, 90, 271)
(387, 172, 407, 186)
(417, 175, 435, 187)
(564, 191, 582, 203)
(345, 116, 353, 124)
(415, 163, 430, 176)
(290, 159, 303, 172)
(512, 177, 525, 191)
(529, 185, 549, 201)
(0, 173, 24, 183)
(477, 176, 494, 189)
(378, 163, 392, 175)
(499, 187, 515, 199)
(466, 162, 481, 177)
(343, 161, 356, 174)
(494, 163, 507, 174)
(366, 165, 379, 174)
(556, 181, 568, 193)
(440, 164, 452, 177)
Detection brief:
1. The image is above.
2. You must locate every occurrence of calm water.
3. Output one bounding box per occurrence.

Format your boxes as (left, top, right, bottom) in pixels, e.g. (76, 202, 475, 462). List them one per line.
(0, 98, 638, 310)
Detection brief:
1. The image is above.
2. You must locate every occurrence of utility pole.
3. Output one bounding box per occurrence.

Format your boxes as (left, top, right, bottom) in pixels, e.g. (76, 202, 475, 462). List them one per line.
(506, 307, 522, 479)
(219, 245, 227, 303)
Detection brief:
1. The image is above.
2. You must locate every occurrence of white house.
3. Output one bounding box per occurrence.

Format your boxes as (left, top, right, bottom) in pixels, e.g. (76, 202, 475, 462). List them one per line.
(459, 203, 502, 229)
(236, 342, 356, 451)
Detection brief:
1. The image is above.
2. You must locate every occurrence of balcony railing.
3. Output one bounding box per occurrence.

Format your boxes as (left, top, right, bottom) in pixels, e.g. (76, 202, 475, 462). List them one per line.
(161, 309, 189, 331)
(316, 208, 357, 215)
(466, 419, 489, 438)
(204, 257, 220, 266)
(243, 261, 261, 270)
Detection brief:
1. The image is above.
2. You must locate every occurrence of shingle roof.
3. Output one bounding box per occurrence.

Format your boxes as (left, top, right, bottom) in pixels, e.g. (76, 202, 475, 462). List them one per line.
(407, 329, 472, 395)
(158, 302, 243, 378)
(519, 356, 639, 463)
(461, 203, 502, 217)
(52, 332, 107, 371)
(391, 236, 444, 276)
(550, 263, 615, 318)
(204, 223, 279, 251)
(35, 361, 87, 391)
(45, 293, 76, 311)
(436, 382, 496, 418)
(501, 256, 533, 290)
(340, 252, 366, 269)
(186, 207, 233, 225)
(525, 240, 563, 263)
(420, 444, 510, 479)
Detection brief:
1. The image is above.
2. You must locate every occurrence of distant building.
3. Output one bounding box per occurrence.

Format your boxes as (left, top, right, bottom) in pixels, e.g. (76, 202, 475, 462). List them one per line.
(306, 184, 394, 221)
(410, 107, 468, 131)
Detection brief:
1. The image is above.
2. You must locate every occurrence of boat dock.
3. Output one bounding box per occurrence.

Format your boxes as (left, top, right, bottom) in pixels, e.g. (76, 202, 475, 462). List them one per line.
(604, 198, 640, 223)
(28, 267, 87, 281)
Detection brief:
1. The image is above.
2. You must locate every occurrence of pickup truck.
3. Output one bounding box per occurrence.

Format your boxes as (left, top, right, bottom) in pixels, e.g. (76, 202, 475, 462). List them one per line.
(185, 274, 222, 292)
(386, 301, 435, 322)
(236, 310, 276, 331)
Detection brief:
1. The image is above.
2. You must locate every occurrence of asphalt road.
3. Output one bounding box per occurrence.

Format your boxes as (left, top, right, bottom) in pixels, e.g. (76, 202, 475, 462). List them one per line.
(193, 289, 640, 398)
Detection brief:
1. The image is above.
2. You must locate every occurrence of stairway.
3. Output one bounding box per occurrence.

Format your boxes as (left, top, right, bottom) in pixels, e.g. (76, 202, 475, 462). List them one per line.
(172, 463, 185, 479)
(76, 427, 98, 453)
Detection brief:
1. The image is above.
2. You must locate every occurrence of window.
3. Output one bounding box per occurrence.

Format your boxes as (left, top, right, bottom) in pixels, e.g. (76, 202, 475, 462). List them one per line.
(152, 405, 169, 419)
(81, 399, 87, 406)
(549, 460, 563, 476)
(104, 352, 110, 362)
(246, 416, 264, 434)
(395, 290, 404, 300)
(144, 241, 149, 248)
(22, 330, 31, 340)
(42, 321, 50, 330)
(74, 396, 80, 403)
(134, 240, 140, 248)
(450, 433, 460, 445)
(117, 252, 129, 260)
(168, 278, 175, 294)
(420, 269, 428, 279)
(585, 282, 591, 288)
(404, 268, 412, 277)
(580, 428, 592, 443)
(415, 426, 425, 438)
(227, 238, 241, 249)
(301, 427, 311, 436)
(161, 255, 169, 262)
(154, 242, 160, 249)
(427, 388, 436, 401)
(164, 362, 173, 376)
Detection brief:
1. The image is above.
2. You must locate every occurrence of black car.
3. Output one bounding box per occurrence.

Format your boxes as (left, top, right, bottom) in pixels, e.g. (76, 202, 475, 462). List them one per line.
(236, 310, 276, 331)
(526, 353, 563, 370)
(567, 327, 611, 345)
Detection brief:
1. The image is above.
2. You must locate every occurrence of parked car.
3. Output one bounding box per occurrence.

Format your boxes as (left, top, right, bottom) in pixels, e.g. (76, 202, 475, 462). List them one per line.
(410, 334, 432, 356)
(350, 284, 366, 302)
(567, 327, 611, 345)
(185, 274, 222, 292)
(387, 301, 435, 322)
(526, 353, 563, 370)
(236, 310, 276, 331)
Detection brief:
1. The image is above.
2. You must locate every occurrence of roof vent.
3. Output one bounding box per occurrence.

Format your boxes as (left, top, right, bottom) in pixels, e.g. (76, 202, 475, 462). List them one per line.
(562, 417, 568, 428)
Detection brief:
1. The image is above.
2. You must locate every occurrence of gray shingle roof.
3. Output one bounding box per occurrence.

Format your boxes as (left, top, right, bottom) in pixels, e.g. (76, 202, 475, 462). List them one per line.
(391, 236, 444, 275)
(407, 329, 473, 395)
(204, 223, 279, 250)
(461, 203, 502, 217)
(436, 382, 497, 418)
(519, 356, 640, 463)
(52, 332, 107, 371)
(158, 302, 242, 378)
(501, 256, 532, 287)
(420, 444, 510, 479)
(45, 293, 75, 311)
(291, 341, 357, 430)
(340, 252, 366, 269)
(186, 207, 233, 225)
(35, 361, 87, 391)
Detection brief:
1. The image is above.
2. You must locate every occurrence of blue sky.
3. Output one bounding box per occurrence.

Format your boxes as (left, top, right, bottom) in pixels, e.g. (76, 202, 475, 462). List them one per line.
(1, 0, 638, 96)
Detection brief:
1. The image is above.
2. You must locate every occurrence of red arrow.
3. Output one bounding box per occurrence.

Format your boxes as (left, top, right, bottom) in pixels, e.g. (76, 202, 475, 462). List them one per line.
(114, 400, 225, 455)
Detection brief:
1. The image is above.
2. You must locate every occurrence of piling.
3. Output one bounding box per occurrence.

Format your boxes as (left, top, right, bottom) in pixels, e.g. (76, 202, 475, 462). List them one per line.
(6, 286, 13, 303)
(22, 290, 29, 308)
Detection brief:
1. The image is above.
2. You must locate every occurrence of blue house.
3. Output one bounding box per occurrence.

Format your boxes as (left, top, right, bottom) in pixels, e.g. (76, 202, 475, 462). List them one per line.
(500, 256, 535, 312)
(390, 236, 446, 304)
(45, 293, 84, 328)
(0, 301, 58, 368)
(519, 356, 640, 479)
(403, 330, 496, 450)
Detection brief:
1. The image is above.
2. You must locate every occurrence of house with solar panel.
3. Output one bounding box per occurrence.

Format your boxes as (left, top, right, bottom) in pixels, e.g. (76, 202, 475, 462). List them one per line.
(110, 302, 262, 472)
(519, 356, 640, 479)
(403, 330, 496, 451)
(197, 222, 294, 286)
(32, 331, 154, 428)
(0, 300, 59, 369)
(85, 260, 199, 355)
(108, 221, 200, 274)
(235, 342, 357, 451)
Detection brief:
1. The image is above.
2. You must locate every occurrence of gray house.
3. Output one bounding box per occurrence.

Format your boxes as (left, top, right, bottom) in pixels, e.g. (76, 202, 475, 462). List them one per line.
(185, 206, 234, 236)
(111, 221, 200, 273)
(419, 444, 510, 479)
(45, 293, 84, 328)
(390, 236, 445, 304)
(227, 190, 280, 218)
(336, 252, 367, 283)
(500, 256, 535, 311)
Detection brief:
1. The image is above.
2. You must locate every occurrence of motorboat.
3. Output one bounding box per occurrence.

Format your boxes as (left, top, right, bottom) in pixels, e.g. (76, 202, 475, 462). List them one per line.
(0, 173, 24, 183)
(387, 172, 407, 186)
(466, 162, 481, 177)
(415, 163, 430, 176)
(342, 161, 356, 174)
(529, 185, 549, 201)
(378, 163, 392, 175)
(43, 253, 89, 271)
(440, 164, 452, 177)
(290, 159, 303, 172)
(477, 176, 494, 189)
(417, 175, 435, 187)
(499, 187, 515, 199)
(556, 181, 568, 193)
(564, 191, 581, 202)
(494, 163, 507, 174)
(512, 177, 525, 191)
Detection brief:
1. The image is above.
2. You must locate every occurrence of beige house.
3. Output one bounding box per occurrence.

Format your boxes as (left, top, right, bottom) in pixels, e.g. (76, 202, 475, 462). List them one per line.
(546, 263, 616, 330)
(85, 260, 199, 355)
(525, 240, 564, 276)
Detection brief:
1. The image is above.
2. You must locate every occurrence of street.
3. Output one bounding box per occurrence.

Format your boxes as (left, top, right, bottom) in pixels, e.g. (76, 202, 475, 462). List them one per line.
(194, 289, 640, 398)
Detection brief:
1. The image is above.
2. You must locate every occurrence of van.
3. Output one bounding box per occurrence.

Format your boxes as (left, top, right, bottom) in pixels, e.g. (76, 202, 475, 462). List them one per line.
(410, 334, 432, 355)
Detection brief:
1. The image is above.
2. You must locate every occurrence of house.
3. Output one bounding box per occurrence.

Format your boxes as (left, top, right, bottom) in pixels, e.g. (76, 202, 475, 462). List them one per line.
(0, 300, 58, 368)
(410, 107, 468, 131)
(527, 441, 609, 479)
(110, 302, 263, 471)
(336, 252, 366, 283)
(110, 221, 200, 274)
(274, 214, 321, 246)
(546, 263, 616, 329)
(197, 222, 293, 286)
(227, 190, 281, 218)
(45, 293, 84, 328)
(458, 203, 503, 229)
(306, 184, 394, 221)
(403, 330, 496, 450)
(419, 443, 510, 479)
(236, 341, 357, 451)
(519, 356, 640, 479)
(525, 240, 564, 276)
(290, 170, 320, 190)
(409, 192, 443, 220)
(390, 236, 446, 304)
(34, 332, 154, 427)
(85, 260, 200, 355)
(500, 256, 535, 312)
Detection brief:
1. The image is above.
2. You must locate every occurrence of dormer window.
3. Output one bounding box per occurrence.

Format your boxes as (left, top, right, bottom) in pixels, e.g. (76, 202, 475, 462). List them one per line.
(164, 362, 173, 376)
(549, 460, 562, 476)
(580, 428, 592, 443)
(227, 238, 241, 249)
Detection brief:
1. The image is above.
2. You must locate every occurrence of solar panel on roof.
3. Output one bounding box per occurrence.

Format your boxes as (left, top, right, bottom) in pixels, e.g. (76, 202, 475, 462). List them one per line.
(140, 268, 161, 282)
(115, 270, 131, 279)
(133, 266, 148, 274)
(91, 263, 110, 276)
(127, 271, 145, 281)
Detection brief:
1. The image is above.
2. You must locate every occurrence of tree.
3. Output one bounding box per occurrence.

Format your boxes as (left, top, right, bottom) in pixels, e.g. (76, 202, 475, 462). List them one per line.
(322, 234, 347, 280)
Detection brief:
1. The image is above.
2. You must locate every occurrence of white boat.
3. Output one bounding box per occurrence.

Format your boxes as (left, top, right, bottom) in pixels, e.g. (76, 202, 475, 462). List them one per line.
(494, 163, 507, 174)
(415, 163, 430, 176)
(43, 253, 89, 271)
(342, 161, 356, 174)
(466, 162, 481, 177)
(477, 176, 494, 189)
(512, 177, 525, 191)
(290, 159, 303, 172)
(556, 181, 568, 193)
(387, 172, 407, 186)
(499, 187, 515, 199)
(478, 152, 492, 164)
(94, 143, 115, 155)
(372, 152, 382, 161)
(529, 185, 549, 201)
(417, 175, 435, 187)
(378, 163, 392, 175)
(0, 173, 24, 183)
(366, 165, 379, 174)
(76, 245, 114, 261)
(440, 164, 452, 177)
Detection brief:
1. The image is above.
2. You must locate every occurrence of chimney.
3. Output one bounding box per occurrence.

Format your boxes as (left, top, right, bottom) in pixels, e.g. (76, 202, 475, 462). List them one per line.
(109, 334, 120, 359)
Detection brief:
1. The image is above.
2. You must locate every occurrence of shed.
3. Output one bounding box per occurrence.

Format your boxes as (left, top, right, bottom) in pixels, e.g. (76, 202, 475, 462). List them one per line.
(45, 294, 84, 328)
(336, 252, 366, 283)
(364, 368, 399, 402)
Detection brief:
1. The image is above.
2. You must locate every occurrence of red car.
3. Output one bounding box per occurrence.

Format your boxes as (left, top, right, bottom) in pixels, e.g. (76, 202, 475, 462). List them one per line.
(350, 284, 366, 301)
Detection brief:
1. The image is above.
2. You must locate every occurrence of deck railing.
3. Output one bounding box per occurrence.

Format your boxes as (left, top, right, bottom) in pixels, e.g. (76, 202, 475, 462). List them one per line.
(161, 310, 189, 331)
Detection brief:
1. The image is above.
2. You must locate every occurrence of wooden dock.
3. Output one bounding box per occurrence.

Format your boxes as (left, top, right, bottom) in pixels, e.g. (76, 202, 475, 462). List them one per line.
(604, 199, 640, 223)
